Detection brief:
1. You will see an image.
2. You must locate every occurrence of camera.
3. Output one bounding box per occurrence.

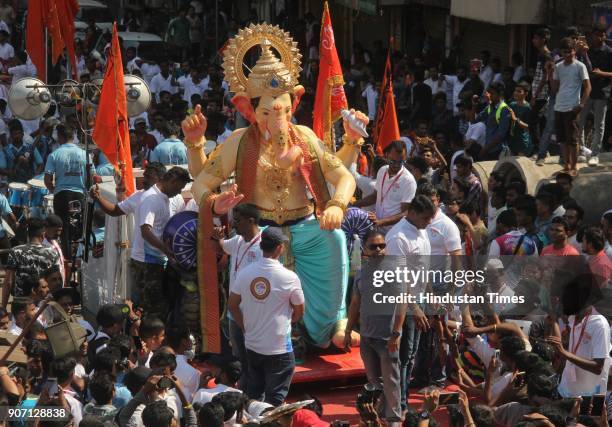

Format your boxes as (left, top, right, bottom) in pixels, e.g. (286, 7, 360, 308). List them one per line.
(356, 383, 383, 410)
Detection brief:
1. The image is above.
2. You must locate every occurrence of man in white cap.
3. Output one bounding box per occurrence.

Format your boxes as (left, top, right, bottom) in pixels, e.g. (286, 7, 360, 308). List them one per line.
(228, 227, 305, 406)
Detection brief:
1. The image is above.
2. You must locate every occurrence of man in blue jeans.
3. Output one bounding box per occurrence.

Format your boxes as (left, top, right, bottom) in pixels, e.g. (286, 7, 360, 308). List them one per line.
(579, 22, 612, 166)
(385, 196, 436, 412)
(228, 227, 305, 406)
(211, 204, 263, 391)
(344, 229, 406, 426)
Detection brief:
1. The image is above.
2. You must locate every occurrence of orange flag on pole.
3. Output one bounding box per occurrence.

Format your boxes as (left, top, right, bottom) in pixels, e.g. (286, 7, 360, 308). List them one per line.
(312, 1, 347, 149)
(373, 41, 400, 154)
(92, 23, 135, 196)
(46, 0, 64, 65)
(56, 0, 80, 78)
(26, 0, 46, 81)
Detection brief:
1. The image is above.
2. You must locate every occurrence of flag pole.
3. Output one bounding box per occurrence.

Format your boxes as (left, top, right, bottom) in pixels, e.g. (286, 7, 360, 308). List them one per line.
(45, 28, 48, 83)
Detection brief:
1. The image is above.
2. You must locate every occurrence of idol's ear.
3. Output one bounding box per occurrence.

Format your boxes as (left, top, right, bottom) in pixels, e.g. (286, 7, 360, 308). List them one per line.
(231, 92, 256, 124)
(291, 85, 305, 113)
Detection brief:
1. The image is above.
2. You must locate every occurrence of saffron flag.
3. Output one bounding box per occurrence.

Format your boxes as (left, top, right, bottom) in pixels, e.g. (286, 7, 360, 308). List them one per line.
(26, 0, 79, 82)
(312, 1, 347, 149)
(46, 0, 64, 65)
(373, 43, 400, 154)
(26, 0, 45, 81)
(56, 0, 80, 78)
(92, 23, 135, 196)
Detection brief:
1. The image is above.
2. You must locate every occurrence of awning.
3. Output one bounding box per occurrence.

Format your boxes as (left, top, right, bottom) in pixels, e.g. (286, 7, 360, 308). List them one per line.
(592, 1, 612, 10)
(450, 0, 545, 25)
(336, 0, 378, 15)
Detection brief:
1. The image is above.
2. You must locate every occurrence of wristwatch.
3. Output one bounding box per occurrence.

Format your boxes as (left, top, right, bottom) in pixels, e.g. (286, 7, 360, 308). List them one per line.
(419, 410, 430, 420)
(391, 330, 401, 338)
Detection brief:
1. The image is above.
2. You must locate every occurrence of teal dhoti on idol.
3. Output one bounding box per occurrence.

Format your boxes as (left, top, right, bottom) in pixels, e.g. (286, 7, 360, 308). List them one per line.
(281, 219, 349, 346)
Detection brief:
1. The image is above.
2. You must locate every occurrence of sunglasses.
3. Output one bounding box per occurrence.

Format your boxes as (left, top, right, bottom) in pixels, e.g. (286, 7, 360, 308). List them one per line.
(367, 243, 386, 250)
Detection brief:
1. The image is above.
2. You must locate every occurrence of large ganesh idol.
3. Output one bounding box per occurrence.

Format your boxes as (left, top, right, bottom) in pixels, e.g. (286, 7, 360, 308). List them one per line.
(182, 24, 367, 353)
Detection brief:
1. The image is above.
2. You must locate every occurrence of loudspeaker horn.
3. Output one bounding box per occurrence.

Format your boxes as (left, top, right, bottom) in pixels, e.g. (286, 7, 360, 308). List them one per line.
(124, 74, 151, 117)
(8, 78, 52, 120)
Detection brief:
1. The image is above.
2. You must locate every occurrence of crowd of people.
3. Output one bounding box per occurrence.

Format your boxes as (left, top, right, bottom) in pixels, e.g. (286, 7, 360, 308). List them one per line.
(0, 1, 609, 426)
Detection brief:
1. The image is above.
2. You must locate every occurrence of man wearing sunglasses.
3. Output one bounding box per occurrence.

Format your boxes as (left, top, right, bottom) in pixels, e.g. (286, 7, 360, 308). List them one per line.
(354, 141, 417, 235)
(344, 229, 405, 426)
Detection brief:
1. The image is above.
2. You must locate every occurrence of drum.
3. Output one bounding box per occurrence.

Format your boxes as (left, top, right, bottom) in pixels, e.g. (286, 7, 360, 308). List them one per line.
(28, 175, 49, 208)
(8, 183, 31, 208)
(163, 211, 198, 271)
(341, 207, 374, 255)
(43, 194, 54, 216)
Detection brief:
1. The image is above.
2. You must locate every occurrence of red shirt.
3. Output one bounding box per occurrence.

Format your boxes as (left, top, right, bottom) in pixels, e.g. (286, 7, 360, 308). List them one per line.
(589, 250, 612, 288)
(292, 409, 329, 427)
(541, 243, 580, 256)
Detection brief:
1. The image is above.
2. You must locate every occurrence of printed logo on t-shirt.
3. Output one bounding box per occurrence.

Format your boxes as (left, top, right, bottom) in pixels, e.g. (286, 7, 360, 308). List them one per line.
(250, 277, 271, 301)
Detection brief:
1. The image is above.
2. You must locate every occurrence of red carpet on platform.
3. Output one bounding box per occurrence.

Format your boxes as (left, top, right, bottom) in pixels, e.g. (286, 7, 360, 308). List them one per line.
(293, 347, 365, 383)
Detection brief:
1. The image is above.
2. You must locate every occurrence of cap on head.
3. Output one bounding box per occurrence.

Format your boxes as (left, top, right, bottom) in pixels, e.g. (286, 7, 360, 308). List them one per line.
(261, 227, 289, 250)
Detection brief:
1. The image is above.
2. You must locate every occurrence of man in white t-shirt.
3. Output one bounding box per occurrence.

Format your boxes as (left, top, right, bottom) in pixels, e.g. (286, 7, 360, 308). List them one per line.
(385, 195, 435, 407)
(180, 69, 208, 107)
(551, 297, 611, 397)
(228, 227, 305, 406)
(0, 30, 13, 72)
(140, 62, 161, 84)
(552, 37, 591, 175)
(354, 141, 416, 234)
(192, 360, 242, 406)
(443, 66, 469, 114)
(131, 167, 191, 320)
(413, 184, 462, 389)
(149, 61, 179, 103)
(90, 162, 184, 305)
(212, 203, 263, 390)
(165, 324, 200, 402)
(424, 66, 447, 96)
(362, 80, 378, 121)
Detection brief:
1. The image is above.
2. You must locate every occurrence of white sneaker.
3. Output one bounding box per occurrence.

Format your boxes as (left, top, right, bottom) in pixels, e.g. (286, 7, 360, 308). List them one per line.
(578, 155, 587, 163)
(588, 155, 599, 166)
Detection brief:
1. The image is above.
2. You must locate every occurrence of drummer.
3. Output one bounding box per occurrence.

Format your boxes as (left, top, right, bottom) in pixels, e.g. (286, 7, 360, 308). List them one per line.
(5, 119, 43, 183)
(44, 124, 89, 258)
